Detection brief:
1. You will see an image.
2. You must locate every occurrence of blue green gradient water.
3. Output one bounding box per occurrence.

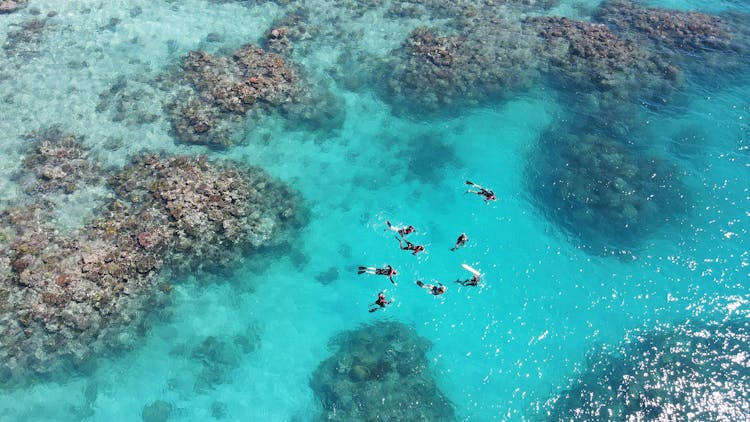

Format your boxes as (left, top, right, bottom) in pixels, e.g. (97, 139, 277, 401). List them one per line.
(0, 0, 748, 420)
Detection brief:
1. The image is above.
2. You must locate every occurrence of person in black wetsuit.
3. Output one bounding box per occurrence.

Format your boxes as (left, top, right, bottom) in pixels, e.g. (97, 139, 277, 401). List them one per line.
(456, 274, 481, 286)
(465, 180, 496, 202)
(386, 220, 415, 237)
(368, 291, 393, 313)
(396, 236, 425, 255)
(416, 280, 446, 295)
(450, 233, 468, 251)
(358, 265, 398, 285)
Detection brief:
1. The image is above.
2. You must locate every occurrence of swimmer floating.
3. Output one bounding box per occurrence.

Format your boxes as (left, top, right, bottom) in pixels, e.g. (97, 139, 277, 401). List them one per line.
(416, 280, 446, 295)
(450, 233, 468, 251)
(368, 291, 393, 313)
(456, 264, 482, 286)
(465, 180, 496, 203)
(395, 236, 425, 255)
(386, 220, 415, 237)
(358, 265, 398, 285)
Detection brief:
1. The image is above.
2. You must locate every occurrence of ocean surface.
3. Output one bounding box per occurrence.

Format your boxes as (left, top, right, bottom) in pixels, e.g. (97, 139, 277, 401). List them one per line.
(0, 0, 748, 421)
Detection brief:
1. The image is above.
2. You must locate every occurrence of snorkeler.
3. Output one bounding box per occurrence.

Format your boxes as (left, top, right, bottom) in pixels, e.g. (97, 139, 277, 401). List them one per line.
(465, 180, 496, 202)
(395, 236, 425, 255)
(368, 291, 393, 313)
(456, 274, 481, 286)
(358, 265, 398, 285)
(456, 263, 482, 286)
(386, 220, 415, 237)
(416, 280, 447, 295)
(450, 233, 468, 251)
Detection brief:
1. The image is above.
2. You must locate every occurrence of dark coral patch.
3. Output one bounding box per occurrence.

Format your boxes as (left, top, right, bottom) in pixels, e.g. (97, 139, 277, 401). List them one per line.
(311, 321, 455, 421)
(527, 128, 689, 253)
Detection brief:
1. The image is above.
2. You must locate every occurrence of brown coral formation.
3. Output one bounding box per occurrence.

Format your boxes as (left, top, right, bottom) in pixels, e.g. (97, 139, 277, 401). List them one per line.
(377, 11, 681, 117)
(17, 128, 104, 195)
(526, 16, 676, 96)
(167, 45, 301, 146)
(167, 44, 343, 147)
(377, 21, 540, 117)
(0, 0, 26, 14)
(595, 0, 732, 52)
(311, 322, 455, 421)
(0, 141, 301, 385)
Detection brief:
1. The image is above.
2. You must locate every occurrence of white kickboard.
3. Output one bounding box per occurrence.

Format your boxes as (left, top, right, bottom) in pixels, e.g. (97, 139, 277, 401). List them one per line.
(461, 264, 481, 277)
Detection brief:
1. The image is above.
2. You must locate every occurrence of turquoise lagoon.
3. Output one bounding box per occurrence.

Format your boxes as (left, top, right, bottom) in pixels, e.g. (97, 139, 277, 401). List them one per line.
(0, 0, 748, 420)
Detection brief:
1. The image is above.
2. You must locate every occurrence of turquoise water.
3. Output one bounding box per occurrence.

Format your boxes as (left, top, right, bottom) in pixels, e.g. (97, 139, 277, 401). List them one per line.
(0, 0, 748, 420)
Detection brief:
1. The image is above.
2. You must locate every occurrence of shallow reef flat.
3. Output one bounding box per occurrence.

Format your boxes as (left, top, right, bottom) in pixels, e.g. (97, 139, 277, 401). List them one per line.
(0, 129, 302, 386)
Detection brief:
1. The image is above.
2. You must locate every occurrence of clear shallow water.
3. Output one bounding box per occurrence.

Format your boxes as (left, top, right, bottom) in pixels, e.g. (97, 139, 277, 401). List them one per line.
(0, 0, 748, 421)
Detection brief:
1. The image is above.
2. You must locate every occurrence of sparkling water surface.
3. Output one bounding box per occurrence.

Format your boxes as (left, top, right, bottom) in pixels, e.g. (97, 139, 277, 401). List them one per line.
(0, 0, 748, 420)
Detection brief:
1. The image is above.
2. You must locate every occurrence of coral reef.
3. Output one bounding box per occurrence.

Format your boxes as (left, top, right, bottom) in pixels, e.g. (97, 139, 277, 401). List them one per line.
(526, 16, 677, 100)
(375, 11, 678, 117)
(383, 0, 558, 21)
(527, 128, 688, 253)
(376, 22, 540, 117)
(108, 154, 300, 273)
(546, 319, 750, 420)
(16, 128, 104, 195)
(595, 0, 732, 52)
(311, 321, 455, 421)
(0, 137, 301, 385)
(166, 44, 343, 147)
(0, 0, 26, 14)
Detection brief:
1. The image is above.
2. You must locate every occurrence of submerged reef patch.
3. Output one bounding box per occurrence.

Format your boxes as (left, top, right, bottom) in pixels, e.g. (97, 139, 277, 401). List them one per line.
(96, 76, 161, 127)
(526, 16, 677, 103)
(165, 43, 343, 147)
(593, 0, 750, 85)
(16, 127, 105, 195)
(311, 321, 455, 421)
(2, 13, 55, 58)
(0, 136, 301, 386)
(545, 319, 750, 421)
(376, 21, 540, 118)
(595, 0, 732, 52)
(375, 10, 682, 118)
(169, 326, 260, 392)
(527, 127, 688, 253)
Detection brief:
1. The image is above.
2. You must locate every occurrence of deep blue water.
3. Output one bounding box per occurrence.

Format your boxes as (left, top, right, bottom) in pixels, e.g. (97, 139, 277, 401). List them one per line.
(0, 0, 748, 420)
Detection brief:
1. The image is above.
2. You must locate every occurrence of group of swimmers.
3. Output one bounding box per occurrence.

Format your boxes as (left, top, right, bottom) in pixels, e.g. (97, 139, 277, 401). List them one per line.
(359, 180, 496, 312)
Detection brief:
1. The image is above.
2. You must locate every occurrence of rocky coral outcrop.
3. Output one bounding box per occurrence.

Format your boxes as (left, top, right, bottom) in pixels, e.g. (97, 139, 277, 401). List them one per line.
(167, 44, 343, 147)
(546, 319, 750, 420)
(595, 0, 732, 52)
(0, 0, 27, 14)
(311, 321, 455, 421)
(377, 21, 540, 117)
(108, 154, 300, 273)
(526, 16, 677, 97)
(17, 128, 104, 195)
(0, 142, 301, 385)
